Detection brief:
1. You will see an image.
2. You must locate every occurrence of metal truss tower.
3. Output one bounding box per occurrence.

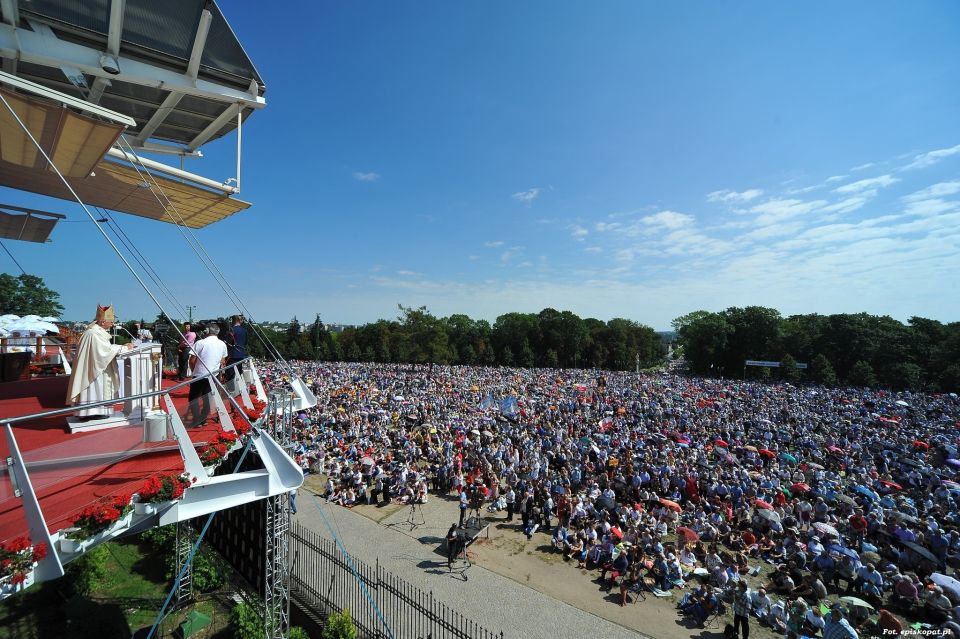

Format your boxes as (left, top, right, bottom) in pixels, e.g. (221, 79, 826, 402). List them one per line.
(174, 518, 195, 608)
(264, 392, 296, 639)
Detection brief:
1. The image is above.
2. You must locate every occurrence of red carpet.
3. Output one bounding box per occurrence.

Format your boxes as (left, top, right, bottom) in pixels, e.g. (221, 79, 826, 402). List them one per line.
(0, 375, 224, 542)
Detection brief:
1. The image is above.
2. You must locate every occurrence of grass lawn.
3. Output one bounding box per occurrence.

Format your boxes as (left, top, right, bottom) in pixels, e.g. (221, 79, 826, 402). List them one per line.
(0, 538, 234, 639)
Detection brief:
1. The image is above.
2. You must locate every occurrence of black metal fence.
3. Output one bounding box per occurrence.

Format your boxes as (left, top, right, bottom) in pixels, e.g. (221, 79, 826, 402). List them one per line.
(290, 521, 504, 639)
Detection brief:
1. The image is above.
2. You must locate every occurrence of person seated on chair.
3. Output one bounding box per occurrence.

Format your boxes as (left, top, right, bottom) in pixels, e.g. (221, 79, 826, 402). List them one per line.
(679, 583, 713, 615)
(803, 603, 826, 636)
(552, 524, 569, 552)
(791, 572, 828, 603)
(765, 564, 796, 595)
(750, 587, 772, 619)
(600, 545, 631, 590)
(689, 588, 720, 625)
(619, 561, 644, 607)
(766, 598, 788, 633)
(784, 598, 808, 639)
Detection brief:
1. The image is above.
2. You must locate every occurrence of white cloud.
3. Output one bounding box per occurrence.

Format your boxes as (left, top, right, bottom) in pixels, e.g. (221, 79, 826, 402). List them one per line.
(595, 221, 622, 232)
(833, 174, 899, 194)
(641, 210, 694, 229)
(512, 187, 542, 205)
(483, 240, 504, 248)
(902, 180, 960, 202)
(584, 246, 603, 254)
(749, 198, 827, 226)
(904, 198, 959, 217)
(851, 162, 875, 171)
(742, 222, 805, 241)
(706, 188, 763, 203)
(904, 143, 960, 170)
(396, 270, 420, 276)
(569, 224, 589, 240)
(352, 171, 380, 182)
(500, 246, 523, 263)
(825, 175, 847, 183)
(821, 194, 872, 215)
(468, 255, 479, 261)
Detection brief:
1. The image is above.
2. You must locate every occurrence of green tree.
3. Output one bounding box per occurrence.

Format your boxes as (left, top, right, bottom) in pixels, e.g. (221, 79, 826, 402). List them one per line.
(809, 354, 838, 386)
(322, 609, 358, 639)
(848, 360, 877, 388)
(0, 273, 64, 316)
(779, 354, 801, 384)
(230, 601, 264, 639)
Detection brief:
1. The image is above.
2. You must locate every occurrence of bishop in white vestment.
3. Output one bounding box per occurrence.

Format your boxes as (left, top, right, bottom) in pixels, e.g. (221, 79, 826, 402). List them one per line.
(66, 305, 130, 419)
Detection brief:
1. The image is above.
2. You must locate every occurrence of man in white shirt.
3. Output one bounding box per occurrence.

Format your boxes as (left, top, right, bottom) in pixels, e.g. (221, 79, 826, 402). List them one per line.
(187, 324, 228, 427)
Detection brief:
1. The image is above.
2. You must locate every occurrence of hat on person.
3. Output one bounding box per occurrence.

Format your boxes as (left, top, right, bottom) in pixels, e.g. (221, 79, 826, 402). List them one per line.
(95, 304, 115, 322)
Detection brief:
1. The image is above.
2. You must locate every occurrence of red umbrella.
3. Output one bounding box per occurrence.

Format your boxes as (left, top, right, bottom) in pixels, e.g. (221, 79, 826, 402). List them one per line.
(759, 449, 775, 459)
(714, 439, 729, 448)
(827, 445, 844, 453)
(659, 498, 682, 513)
(677, 526, 700, 542)
(791, 482, 811, 493)
(879, 479, 903, 491)
(754, 499, 773, 510)
(611, 526, 624, 540)
(913, 440, 930, 450)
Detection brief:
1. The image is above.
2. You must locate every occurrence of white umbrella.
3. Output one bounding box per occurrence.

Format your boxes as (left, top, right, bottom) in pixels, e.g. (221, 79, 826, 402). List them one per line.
(6, 320, 58, 334)
(895, 400, 909, 407)
(39, 316, 60, 323)
(932, 573, 960, 598)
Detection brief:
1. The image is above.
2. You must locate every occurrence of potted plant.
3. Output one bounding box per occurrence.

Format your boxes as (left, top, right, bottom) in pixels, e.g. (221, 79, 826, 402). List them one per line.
(65, 493, 133, 549)
(134, 473, 192, 514)
(198, 429, 240, 473)
(0, 537, 47, 594)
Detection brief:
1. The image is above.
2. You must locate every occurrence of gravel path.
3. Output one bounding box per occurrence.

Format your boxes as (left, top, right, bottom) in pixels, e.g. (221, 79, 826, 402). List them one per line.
(293, 490, 647, 639)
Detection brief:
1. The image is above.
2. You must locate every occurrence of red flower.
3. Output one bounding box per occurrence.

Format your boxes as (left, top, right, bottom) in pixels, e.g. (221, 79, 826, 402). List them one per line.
(31, 543, 47, 562)
(10, 572, 25, 585)
(9, 536, 29, 552)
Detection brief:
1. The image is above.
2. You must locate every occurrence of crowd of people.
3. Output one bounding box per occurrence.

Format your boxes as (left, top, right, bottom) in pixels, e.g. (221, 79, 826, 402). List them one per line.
(259, 360, 960, 638)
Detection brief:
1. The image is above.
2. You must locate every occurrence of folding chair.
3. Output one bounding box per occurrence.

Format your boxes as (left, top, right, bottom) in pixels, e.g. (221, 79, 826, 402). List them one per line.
(703, 600, 727, 630)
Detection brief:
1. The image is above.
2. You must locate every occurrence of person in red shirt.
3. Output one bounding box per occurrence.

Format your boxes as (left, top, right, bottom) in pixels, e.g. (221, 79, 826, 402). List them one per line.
(849, 510, 868, 550)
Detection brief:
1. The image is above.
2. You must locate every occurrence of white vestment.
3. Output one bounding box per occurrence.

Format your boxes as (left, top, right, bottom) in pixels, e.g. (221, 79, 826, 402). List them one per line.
(66, 323, 123, 417)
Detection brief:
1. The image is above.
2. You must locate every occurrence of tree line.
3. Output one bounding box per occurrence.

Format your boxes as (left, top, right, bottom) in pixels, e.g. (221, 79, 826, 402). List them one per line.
(673, 307, 960, 392)
(249, 305, 666, 371)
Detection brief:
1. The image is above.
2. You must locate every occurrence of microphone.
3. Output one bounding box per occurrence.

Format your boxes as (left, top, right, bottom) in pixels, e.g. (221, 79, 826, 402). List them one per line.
(115, 326, 141, 347)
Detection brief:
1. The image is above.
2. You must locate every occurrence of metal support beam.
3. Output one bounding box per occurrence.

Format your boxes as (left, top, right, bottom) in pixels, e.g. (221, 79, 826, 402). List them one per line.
(188, 102, 242, 152)
(83, 0, 126, 104)
(106, 0, 126, 56)
(132, 90, 184, 144)
(186, 8, 211, 80)
(107, 146, 239, 194)
(0, 23, 265, 108)
(0, 68, 136, 126)
(0, 0, 18, 27)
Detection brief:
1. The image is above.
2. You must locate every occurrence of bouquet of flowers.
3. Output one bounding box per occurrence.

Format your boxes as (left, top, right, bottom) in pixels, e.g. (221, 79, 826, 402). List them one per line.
(0, 537, 47, 585)
(68, 494, 133, 540)
(137, 473, 192, 503)
(198, 429, 239, 465)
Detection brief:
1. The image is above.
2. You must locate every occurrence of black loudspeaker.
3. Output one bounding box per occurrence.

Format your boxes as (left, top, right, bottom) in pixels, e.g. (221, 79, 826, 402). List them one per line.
(1, 352, 32, 382)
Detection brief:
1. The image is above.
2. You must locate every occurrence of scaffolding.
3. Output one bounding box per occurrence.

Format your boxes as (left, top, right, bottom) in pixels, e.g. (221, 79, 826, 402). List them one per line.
(264, 391, 296, 639)
(174, 518, 195, 608)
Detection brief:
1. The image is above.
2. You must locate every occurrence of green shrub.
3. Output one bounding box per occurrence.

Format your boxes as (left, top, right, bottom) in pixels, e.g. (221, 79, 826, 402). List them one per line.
(289, 627, 311, 639)
(230, 601, 263, 639)
(322, 609, 357, 639)
(64, 544, 109, 596)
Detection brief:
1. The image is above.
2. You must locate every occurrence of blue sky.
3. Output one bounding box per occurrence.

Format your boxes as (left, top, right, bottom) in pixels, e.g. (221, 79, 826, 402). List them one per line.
(6, 1, 960, 329)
